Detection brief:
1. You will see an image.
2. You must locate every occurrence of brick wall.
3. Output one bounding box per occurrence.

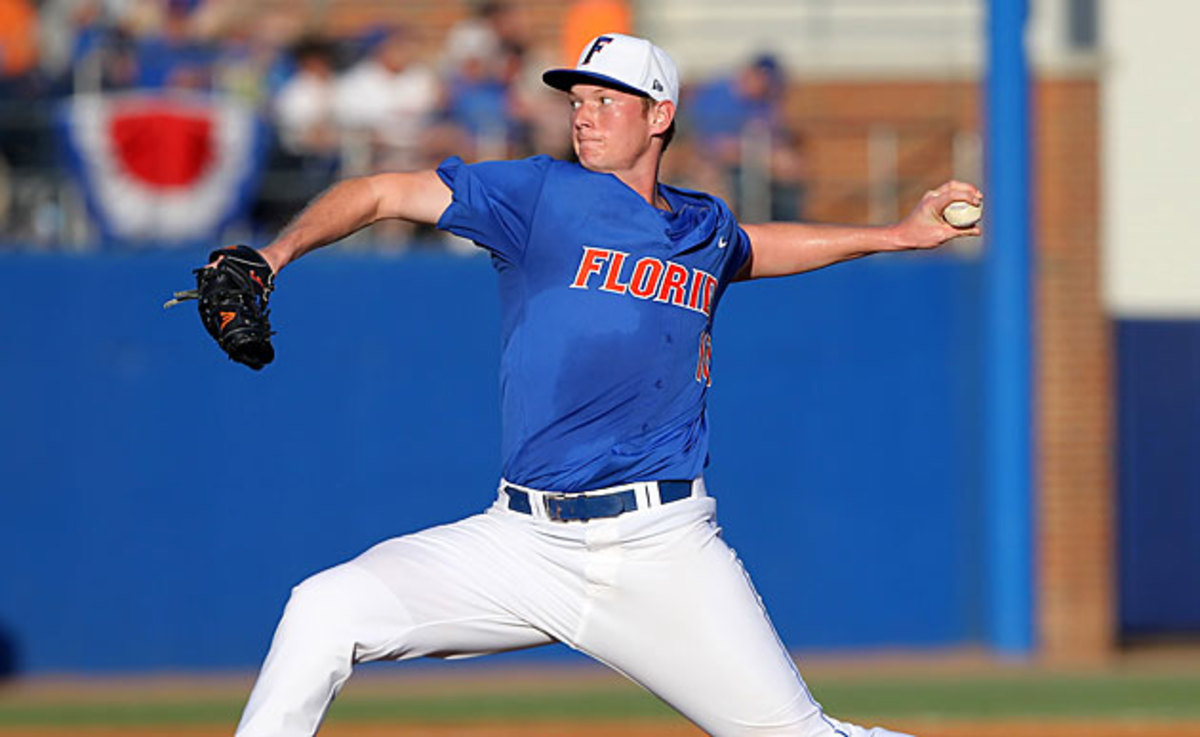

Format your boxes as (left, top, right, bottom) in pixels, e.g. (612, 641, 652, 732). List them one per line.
(1033, 76, 1113, 663)
(241, 0, 573, 59)
(782, 81, 979, 224)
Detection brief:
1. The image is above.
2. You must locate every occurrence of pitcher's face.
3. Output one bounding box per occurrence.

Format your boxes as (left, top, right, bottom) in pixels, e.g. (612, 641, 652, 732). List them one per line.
(568, 84, 664, 173)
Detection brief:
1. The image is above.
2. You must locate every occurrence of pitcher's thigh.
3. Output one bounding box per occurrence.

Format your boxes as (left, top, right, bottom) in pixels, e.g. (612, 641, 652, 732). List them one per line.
(348, 512, 559, 660)
(578, 533, 834, 735)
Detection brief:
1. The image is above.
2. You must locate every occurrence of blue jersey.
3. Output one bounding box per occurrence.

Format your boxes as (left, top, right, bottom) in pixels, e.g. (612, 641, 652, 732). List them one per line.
(436, 155, 751, 491)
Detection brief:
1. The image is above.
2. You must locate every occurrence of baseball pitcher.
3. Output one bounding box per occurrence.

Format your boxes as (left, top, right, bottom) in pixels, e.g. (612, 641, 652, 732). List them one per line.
(175, 33, 982, 737)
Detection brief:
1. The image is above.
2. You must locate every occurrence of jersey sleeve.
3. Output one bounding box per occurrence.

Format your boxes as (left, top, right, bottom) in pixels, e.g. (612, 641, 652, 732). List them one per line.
(435, 155, 553, 263)
(718, 199, 753, 284)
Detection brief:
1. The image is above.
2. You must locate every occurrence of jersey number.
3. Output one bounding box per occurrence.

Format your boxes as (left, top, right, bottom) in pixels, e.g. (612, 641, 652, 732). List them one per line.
(695, 330, 713, 387)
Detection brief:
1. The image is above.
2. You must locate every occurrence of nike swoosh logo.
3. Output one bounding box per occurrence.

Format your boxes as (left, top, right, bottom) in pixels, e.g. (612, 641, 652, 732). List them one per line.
(718, 237, 728, 249)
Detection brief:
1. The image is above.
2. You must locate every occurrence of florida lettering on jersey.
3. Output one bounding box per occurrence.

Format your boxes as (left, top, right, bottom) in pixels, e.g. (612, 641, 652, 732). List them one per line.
(570, 247, 719, 316)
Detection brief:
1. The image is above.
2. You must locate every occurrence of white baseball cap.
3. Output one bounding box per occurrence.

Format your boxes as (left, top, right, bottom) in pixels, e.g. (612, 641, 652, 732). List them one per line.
(543, 33, 679, 106)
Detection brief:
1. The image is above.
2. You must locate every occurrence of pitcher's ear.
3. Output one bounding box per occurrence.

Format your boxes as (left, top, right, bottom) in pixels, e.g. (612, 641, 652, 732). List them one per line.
(652, 100, 676, 134)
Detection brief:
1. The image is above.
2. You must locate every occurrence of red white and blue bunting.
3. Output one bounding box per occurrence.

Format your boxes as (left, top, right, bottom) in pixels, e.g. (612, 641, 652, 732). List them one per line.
(59, 92, 266, 246)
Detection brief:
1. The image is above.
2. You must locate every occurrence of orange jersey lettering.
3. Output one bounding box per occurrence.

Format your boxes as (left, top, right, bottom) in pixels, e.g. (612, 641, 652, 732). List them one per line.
(628, 257, 665, 299)
(569, 247, 717, 317)
(600, 251, 630, 294)
(570, 247, 611, 289)
(655, 262, 690, 307)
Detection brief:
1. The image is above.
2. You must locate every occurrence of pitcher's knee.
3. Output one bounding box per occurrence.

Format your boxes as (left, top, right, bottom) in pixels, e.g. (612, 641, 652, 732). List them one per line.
(277, 566, 367, 643)
(277, 563, 413, 663)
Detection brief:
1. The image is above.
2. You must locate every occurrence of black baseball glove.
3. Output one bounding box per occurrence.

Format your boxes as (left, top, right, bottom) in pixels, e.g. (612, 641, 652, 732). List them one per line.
(164, 245, 276, 370)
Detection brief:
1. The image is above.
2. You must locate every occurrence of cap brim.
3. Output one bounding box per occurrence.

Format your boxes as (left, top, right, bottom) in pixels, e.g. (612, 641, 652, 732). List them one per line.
(542, 69, 652, 99)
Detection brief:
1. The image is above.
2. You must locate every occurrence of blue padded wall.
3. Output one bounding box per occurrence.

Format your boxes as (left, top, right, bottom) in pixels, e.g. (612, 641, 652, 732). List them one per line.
(0, 251, 982, 672)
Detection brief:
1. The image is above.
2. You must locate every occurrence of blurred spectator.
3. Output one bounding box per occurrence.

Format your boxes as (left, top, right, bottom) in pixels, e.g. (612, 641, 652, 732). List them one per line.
(274, 37, 339, 158)
(690, 55, 782, 149)
(440, 2, 569, 160)
(503, 40, 570, 159)
(211, 11, 302, 108)
(95, 26, 141, 91)
(334, 25, 442, 172)
(132, 0, 216, 90)
(686, 53, 807, 221)
(440, 1, 542, 160)
(445, 58, 506, 159)
(442, 2, 500, 73)
(442, 2, 530, 73)
(442, 41, 519, 160)
(559, 0, 631, 66)
(40, 1, 142, 93)
(246, 36, 339, 235)
(0, 0, 39, 95)
(0, 0, 57, 174)
(62, 1, 114, 89)
(0, 0, 44, 245)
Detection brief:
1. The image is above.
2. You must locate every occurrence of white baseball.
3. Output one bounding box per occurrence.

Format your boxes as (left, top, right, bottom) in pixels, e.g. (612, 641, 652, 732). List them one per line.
(941, 201, 982, 228)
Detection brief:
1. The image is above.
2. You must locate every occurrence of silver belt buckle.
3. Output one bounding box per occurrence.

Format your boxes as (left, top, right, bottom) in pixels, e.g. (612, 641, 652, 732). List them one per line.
(544, 492, 571, 522)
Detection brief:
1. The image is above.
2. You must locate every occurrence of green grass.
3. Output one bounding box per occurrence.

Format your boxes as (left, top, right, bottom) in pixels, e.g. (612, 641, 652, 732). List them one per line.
(0, 688, 673, 728)
(1, 671, 1198, 727)
(811, 672, 1200, 720)
(328, 686, 677, 724)
(0, 700, 244, 727)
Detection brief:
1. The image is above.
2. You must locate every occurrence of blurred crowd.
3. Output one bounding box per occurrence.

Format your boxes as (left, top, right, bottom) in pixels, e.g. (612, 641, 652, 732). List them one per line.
(0, 0, 808, 248)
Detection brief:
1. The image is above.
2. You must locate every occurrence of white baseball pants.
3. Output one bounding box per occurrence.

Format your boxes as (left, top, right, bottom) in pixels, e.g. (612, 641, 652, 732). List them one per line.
(235, 491, 912, 737)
